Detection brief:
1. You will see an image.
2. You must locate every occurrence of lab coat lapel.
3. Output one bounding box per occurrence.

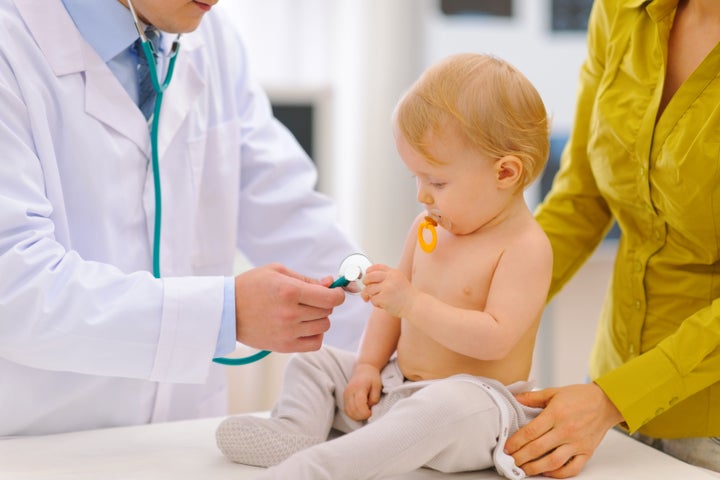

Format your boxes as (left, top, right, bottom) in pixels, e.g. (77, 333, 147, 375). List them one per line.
(85, 65, 150, 157)
(156, 37, 205, 160)
(14, 0, 150, 156)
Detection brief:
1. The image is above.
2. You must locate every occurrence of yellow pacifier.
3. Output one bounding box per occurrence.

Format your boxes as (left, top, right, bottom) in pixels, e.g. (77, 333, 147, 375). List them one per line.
(417, 216, 438, 253)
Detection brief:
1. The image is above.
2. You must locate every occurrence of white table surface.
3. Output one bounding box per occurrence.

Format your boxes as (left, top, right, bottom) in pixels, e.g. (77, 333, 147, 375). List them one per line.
(1, 416, 719, 479)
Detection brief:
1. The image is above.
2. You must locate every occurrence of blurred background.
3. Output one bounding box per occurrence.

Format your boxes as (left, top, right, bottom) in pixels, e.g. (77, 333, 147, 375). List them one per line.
(216, 0, 616, 413)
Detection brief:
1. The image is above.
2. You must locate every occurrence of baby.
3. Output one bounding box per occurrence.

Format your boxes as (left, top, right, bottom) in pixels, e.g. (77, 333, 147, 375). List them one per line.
(216, 52, 552, 480)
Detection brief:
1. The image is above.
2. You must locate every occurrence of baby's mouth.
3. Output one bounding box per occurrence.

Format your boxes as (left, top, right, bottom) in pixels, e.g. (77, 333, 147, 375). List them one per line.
(427, 211, 451, 231)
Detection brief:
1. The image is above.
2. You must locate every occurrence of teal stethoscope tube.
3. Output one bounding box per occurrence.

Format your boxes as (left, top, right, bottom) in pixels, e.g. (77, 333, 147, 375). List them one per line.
(211, 275, 351, 366)
(141, 39, 179, 280)
(137, 35, 350, 367)
(131, 5, 355, 367)
(128, 5, 272, 367)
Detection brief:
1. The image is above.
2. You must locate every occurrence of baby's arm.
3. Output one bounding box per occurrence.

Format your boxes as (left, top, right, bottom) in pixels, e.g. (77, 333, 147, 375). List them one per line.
(343, 228, 420, 420)
(343, 307, 399, 420)
(363, 224, 552, 361)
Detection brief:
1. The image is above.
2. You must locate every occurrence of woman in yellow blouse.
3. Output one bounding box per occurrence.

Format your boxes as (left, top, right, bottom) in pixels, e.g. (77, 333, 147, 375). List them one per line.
(505, 0, 720, 477)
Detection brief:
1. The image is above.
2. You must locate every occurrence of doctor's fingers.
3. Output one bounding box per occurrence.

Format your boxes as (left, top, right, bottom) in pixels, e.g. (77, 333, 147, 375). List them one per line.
(269, 262, 335, 287)
(279, 332, 326, 353)
(265, 316, 330, 353)
(293, 280, 346, 309)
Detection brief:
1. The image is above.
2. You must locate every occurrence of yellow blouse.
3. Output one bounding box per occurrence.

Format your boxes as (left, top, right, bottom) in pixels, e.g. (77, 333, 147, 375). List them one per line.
(536, 0, 720, 437)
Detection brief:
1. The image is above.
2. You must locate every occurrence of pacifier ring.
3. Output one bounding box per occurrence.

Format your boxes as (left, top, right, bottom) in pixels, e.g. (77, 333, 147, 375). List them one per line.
(418, 216, 438, 253)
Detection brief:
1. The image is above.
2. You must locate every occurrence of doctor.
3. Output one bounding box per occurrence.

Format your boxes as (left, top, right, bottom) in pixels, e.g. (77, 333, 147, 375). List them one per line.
(0, 0, 369, 436)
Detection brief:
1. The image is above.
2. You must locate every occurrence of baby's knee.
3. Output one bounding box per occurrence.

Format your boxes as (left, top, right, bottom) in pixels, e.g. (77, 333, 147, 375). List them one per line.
(285, 346, 354, 379)
(286, 346, 333, 371)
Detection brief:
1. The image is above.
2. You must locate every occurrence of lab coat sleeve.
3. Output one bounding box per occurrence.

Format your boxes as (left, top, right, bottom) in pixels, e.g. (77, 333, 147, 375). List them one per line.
(0, 52, 222, 384)
(534, 0, 615, 300)
(217, 24, 370, 351)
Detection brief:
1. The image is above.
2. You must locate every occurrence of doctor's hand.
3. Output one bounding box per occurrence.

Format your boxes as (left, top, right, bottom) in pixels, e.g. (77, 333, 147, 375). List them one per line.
(233, 263, 344, 353)
(504, 383, 624, 478)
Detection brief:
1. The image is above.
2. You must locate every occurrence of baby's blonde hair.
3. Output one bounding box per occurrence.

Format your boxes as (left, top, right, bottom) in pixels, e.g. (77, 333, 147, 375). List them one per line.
(395, 53, 550, 188)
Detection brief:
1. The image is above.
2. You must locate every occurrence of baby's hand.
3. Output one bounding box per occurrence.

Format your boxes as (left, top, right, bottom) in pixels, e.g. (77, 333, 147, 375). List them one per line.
(361, 264, 415, 318)
(343, 363, 382, 421)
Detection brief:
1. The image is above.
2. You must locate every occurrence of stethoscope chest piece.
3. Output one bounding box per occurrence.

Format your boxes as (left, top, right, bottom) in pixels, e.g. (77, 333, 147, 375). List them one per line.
(336, 253, 372, 294)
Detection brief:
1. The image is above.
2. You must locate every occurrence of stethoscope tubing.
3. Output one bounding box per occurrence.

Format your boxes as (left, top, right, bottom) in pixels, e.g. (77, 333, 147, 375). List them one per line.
(145, 40, 180, 279)
(135, 24, 270, 366)
(126, 3, 269, 366)
(211, 276, 351, 366)
(127, 2, 360, 367)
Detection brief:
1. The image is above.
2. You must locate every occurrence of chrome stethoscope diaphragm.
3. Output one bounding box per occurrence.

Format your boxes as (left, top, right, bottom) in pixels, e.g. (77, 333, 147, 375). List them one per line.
(333, 253, 373, 294)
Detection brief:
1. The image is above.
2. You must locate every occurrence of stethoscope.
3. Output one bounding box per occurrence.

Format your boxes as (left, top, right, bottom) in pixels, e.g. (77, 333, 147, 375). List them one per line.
(127, 2, 256, 366)
(125, 4, 374, 367)
(212, 253, 373, 365)
(127, 2, 263, 365)
(127, 0, 181, 280)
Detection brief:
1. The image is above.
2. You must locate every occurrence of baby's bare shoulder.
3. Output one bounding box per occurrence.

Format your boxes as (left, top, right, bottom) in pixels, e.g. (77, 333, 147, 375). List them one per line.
(504, 219, 552, 264)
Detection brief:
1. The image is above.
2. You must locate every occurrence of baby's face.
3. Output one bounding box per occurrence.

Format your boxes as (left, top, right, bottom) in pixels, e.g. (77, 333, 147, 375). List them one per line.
(394, 125, 508, 237)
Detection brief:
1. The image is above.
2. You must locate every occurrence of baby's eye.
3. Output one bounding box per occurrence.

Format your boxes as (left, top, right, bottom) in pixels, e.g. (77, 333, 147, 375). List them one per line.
(430, 182, 446, 189)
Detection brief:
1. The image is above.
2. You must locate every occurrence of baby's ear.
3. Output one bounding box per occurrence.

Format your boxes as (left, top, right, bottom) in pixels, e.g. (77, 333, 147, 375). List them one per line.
(495, 155, 523, 189)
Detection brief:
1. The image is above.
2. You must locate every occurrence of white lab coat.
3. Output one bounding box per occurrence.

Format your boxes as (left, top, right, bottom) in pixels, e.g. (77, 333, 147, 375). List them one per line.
(0, 0, 368, 436)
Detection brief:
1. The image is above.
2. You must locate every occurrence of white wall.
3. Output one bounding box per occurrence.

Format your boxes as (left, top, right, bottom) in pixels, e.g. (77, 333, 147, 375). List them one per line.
(422, 0, 588, 133)
(219, 0, 422, 266)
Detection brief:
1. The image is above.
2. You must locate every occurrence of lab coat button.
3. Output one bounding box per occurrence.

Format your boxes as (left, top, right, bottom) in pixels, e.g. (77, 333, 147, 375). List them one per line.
(633, 300, 641, 309)
(669, 396, 678, 405)
(655, 407, 664, 416)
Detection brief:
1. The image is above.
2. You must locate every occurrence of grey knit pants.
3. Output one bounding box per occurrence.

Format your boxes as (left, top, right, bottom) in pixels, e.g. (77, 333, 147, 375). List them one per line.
(240, 346, 540, 479)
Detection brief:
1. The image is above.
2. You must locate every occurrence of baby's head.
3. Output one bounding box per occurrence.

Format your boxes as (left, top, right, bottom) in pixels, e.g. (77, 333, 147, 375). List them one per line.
(394, 53, 549, 190)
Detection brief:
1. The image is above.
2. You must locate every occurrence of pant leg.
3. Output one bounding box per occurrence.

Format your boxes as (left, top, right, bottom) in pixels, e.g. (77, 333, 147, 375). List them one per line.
(255, 379, 503, 480)
(216, 346, 360, 466)
(425, 376, 540, 479)
(268, 345, 360, 437)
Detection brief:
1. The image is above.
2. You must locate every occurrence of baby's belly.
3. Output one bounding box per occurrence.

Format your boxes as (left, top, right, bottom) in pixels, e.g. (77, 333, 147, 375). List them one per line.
(396, 331, 532, 385)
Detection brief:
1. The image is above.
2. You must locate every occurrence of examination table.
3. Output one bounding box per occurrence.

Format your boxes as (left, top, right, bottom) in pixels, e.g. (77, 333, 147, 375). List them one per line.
(1, 415, 719, 479)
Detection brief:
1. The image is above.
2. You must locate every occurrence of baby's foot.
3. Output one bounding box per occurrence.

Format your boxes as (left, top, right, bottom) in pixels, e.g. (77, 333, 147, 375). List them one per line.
(216, 416, 323, 467)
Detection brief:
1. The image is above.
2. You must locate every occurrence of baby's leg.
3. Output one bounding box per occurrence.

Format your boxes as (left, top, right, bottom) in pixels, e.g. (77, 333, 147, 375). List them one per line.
(216, 346, 357, 467)
(255, 380, 501, 479)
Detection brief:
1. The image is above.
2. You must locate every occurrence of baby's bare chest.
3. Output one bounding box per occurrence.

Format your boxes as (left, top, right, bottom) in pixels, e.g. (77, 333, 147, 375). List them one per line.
(411, 239, 501, 308)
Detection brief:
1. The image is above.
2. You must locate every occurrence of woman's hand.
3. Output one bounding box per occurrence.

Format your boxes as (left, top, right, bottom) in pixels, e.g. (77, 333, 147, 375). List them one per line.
(504, 383, 624, 478)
